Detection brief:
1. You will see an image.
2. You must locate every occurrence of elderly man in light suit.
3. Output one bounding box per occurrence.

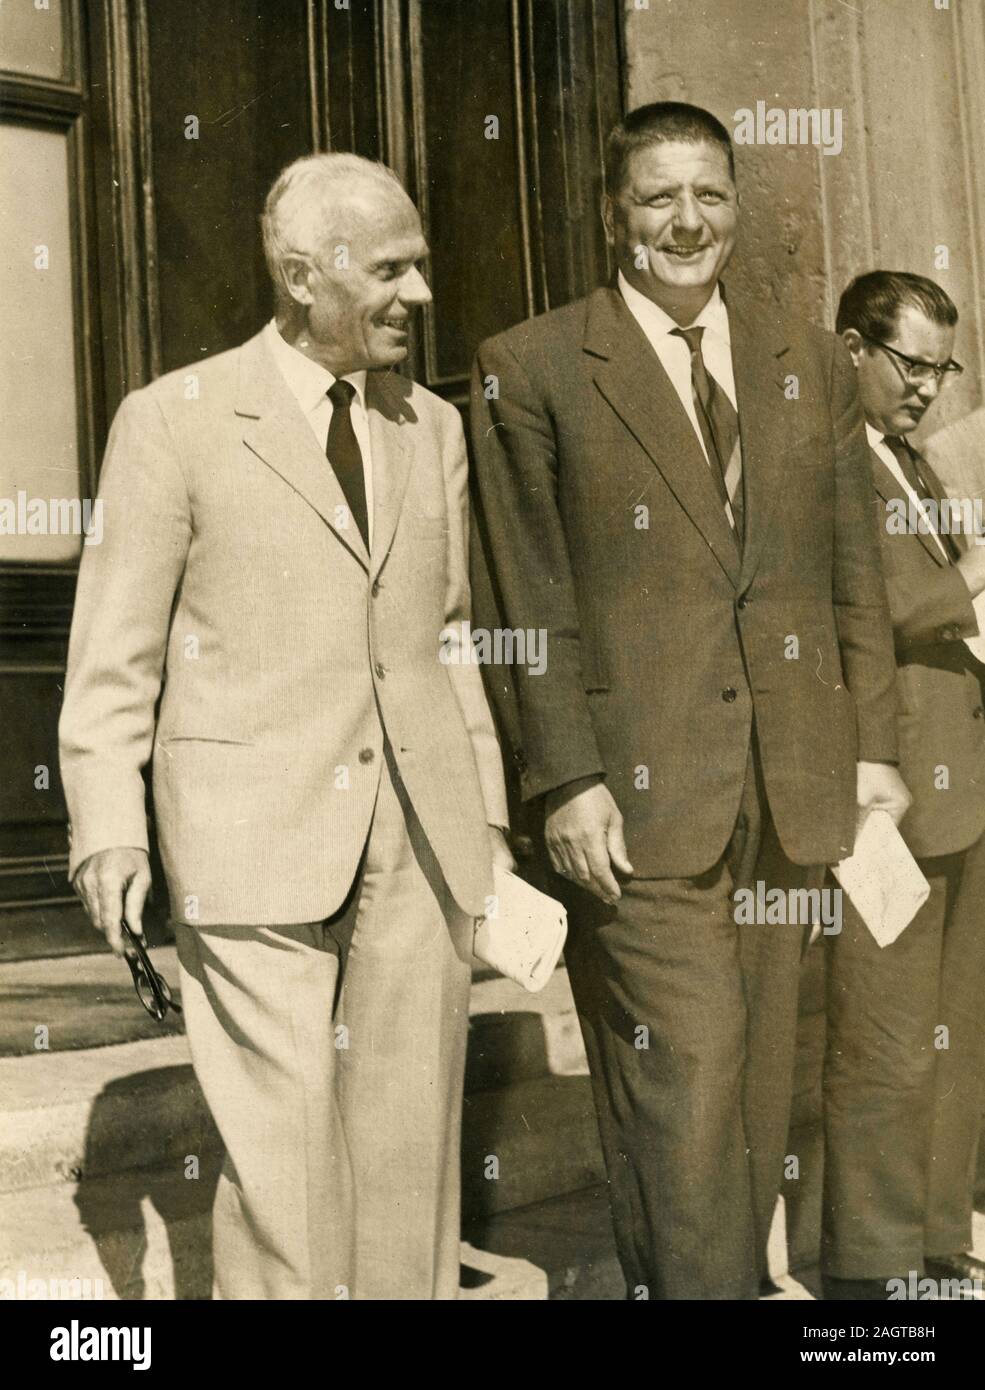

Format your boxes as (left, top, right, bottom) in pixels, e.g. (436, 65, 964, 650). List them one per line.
(59, 154, 511, 1300)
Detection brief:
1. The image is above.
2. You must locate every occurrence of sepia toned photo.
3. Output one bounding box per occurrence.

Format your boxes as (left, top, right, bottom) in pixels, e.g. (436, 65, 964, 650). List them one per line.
(1, 0, 984, 1349)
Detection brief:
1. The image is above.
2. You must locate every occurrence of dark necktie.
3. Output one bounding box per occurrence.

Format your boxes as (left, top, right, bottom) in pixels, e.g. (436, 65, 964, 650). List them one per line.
(671, 325, 744, 543)
(883, 434, 960, 563)
(326, 379, 369, 547)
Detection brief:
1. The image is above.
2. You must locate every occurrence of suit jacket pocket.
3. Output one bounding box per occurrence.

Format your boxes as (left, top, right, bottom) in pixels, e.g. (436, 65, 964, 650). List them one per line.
(157, 733, 255, 746)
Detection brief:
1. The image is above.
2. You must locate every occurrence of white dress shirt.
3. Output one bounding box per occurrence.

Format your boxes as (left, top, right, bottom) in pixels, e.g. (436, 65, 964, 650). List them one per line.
(866, 423, 949, 562)
(263, 319, 374, 546)
(617, 269, 737, 467)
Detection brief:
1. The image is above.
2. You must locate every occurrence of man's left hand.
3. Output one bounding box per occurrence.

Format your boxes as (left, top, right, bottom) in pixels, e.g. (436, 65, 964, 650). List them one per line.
(856, 761, 911, 826)
(488, 825, 516, 875)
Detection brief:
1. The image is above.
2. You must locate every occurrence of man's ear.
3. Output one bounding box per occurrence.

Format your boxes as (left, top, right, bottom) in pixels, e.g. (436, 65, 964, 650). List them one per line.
(278, 254, 314, 308)
(601, 193, 616, 246)
(841, 327, 864, 368)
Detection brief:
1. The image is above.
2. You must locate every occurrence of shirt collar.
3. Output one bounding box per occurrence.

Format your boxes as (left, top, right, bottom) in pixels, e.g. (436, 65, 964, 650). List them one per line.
(865, 422, 885, 451)
(263, 319, 368, 414)
(617, 270, 730, 343)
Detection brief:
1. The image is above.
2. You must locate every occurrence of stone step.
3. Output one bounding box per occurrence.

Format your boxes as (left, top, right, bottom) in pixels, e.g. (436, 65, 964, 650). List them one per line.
(0, 1169, 847, 1301)
(462, 1073, 603, 1218)
(0, 962, 594, 1206)
(0, 1160, 577, 1301)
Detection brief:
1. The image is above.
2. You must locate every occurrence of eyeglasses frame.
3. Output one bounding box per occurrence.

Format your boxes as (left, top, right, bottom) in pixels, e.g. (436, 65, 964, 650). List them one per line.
(861, 333, 964, 388)
(121, 921, 182, 1023)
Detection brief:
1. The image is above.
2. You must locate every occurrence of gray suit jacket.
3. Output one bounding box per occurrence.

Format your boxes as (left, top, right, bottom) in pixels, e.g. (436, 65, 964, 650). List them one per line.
(60, 330, 507, 923)
(470, 284, 899, 876)
(869, 446, 985, 857)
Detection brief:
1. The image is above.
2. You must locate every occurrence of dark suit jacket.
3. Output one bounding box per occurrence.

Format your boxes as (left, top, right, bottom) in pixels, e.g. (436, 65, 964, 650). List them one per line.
(469, 284, 899, 877)
(869, 446, 985, 858)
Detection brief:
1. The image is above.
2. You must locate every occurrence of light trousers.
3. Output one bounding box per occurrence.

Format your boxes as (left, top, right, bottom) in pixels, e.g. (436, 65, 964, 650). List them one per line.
(175, 748, 474, 1299)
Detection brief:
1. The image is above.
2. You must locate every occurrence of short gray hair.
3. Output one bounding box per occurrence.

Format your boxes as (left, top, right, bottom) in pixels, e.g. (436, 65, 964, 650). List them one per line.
(261, 153, 406, 307)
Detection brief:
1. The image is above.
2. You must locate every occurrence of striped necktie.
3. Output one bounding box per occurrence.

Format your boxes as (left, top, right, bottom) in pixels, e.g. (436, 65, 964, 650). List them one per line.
(883, 434, 960, 563)
(672, 324, 744, 543)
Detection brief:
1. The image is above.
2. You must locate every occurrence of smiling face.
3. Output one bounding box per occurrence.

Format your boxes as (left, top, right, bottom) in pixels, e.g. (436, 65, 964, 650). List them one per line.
(603, 139, 738, 322)
(280, 179, 432, 375)
(844, 304, 955, 437)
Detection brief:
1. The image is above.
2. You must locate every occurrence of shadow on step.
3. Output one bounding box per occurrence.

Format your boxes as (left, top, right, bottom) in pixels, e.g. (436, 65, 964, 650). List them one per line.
(72, 1006, 598, 1298)
(73, 1065, 220, 1299)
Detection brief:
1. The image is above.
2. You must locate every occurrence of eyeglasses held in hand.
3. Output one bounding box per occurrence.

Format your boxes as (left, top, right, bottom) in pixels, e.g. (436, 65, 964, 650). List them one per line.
(121, 921, 182, 1022)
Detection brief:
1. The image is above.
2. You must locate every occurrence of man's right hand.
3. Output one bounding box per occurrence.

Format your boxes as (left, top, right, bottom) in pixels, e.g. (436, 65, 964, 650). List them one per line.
(544, 776, 633, 905)
(73, 847, 152, 956)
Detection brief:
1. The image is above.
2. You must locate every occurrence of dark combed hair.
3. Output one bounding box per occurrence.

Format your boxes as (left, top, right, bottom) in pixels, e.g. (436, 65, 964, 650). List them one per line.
(836, 270, 958, 340)
(604, 102, 735, 196)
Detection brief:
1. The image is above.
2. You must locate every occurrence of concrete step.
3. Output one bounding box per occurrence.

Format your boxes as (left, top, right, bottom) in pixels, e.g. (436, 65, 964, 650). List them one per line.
(0, 963, 596, 1205)
(462, 1073, 603, 1218)
(0, 1159, 580, 1301)
(3, 1169, 878, 1301)
(0, 1032, 219, 1194)
(0, 957, 608, 1296)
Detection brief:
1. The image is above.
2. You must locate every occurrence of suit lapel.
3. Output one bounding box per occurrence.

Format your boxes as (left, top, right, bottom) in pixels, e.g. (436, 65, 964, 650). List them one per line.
(585, 288, 741, 587)
(870, 447, 948, 567)
(367, 371, 413, 579)
(235, 331, 371, 570)
(726, 292, 791, 591)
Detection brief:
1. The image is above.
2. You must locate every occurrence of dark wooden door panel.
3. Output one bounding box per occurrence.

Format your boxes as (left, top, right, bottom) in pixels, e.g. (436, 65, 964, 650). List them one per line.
(144, 0, 313, 372)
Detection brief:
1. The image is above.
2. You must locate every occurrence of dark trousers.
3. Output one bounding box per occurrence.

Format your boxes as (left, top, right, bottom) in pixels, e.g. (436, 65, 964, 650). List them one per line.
(563, 740, 817, 1299)
(822, 828, 985, 1280)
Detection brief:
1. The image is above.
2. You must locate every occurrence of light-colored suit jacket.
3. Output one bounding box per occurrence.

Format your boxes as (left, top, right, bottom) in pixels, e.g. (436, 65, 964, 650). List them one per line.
(59, 330, 508, 924)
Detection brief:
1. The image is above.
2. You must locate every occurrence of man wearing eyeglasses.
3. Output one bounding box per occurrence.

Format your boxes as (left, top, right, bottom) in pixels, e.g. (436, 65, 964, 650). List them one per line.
(823, 270, 985, 1298)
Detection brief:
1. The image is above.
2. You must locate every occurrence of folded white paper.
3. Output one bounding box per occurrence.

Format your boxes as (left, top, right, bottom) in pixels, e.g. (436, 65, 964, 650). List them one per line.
(832, 809, 930, 948)
(473, 867, 567, 992)
(968, 592, 985, 666)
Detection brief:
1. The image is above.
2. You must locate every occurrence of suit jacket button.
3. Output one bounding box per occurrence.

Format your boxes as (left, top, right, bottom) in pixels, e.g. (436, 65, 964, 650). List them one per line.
(372, 580, 382, 597)
(359, 747, 375, 763)
(722, 686, 738, 702)
(512, 748, 527, 770)
(375, 662, 387, 680)
(974, 707, 985, 720)
(737, 595, 750, 610)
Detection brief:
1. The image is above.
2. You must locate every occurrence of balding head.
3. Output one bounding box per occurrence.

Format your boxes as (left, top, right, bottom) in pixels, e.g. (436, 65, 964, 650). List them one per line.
(260, 152, 431, 375)
(261, 154, 412, 311)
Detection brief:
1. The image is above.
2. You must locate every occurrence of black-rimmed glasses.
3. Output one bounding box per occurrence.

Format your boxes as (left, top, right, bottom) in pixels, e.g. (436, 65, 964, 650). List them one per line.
(121, 921, 182, 1022)
(862, 333, 964, 388)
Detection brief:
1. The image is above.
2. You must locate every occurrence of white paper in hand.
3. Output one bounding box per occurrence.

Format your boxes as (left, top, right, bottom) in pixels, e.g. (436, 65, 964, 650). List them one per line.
(831, 809, 929, 948)
(473, 867, 567, 992)
(967, 591, 985, 666)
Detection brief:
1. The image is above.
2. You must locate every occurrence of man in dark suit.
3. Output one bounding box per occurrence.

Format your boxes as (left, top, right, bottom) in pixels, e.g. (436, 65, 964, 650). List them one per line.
(823, 271, 985, 1299)
(469, 103, 907, 1299)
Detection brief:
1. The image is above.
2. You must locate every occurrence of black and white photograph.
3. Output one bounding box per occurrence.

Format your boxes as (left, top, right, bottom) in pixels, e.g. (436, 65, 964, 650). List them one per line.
(1, 0, 984, 1350)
